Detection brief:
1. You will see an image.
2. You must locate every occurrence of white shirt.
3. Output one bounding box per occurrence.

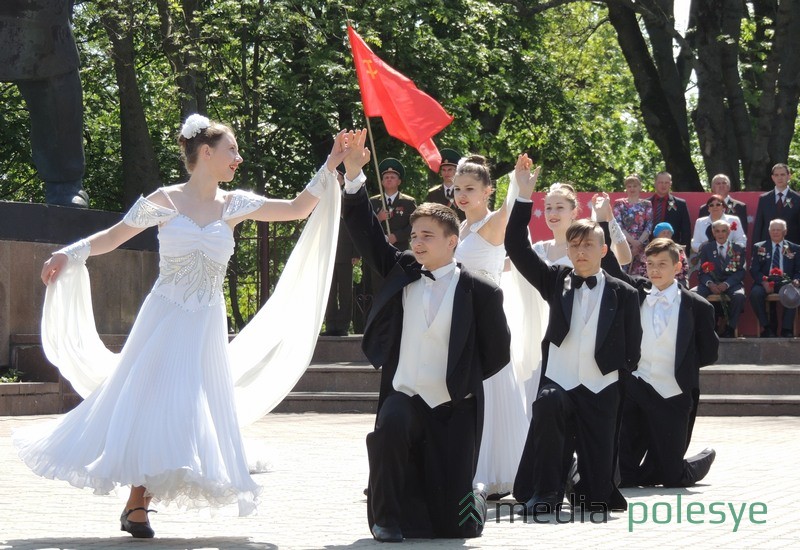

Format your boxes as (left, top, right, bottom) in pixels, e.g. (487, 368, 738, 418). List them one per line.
(421, 262, 457, 325)
(573, 269, 604, 323)
(774, 187, 788, 203)
(646, 280, 680, 338)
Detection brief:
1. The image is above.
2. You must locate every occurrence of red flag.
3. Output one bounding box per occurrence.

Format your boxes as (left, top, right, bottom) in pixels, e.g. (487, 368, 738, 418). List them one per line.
(348, 26, 453, 172)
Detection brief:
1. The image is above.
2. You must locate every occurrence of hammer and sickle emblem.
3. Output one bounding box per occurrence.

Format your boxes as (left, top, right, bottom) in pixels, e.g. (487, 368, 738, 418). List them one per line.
(364, 59, 378, 79)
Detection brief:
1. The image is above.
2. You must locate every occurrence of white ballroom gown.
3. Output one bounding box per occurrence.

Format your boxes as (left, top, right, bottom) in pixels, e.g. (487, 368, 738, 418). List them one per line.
(456, 213, 529, 496)
(13, 168, 341, 516)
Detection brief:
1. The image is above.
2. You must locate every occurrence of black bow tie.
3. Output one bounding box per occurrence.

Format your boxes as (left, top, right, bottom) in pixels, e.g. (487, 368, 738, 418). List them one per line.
(571, 273, 597, 289)
(416, 268, 435, 281)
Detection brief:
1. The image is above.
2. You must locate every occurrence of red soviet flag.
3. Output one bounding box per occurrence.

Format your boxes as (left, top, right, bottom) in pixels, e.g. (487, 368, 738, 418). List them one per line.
(347, 26, 453, 172)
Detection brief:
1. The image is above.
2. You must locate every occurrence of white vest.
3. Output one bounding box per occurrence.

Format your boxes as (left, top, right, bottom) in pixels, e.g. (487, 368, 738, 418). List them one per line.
(547, 281, 618, 393)
(633, 299, 683, 398)
(393, 269, 460, 407)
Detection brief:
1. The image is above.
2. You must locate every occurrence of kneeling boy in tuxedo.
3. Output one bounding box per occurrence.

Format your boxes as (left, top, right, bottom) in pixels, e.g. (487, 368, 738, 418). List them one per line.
(596, 204, 719, 487)
(506, 156, 642, 515)
(340, 133, 510, 541)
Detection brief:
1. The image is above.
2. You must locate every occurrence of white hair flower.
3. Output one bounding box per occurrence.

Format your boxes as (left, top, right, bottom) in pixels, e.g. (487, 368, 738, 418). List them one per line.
(181, 114, 211, 139)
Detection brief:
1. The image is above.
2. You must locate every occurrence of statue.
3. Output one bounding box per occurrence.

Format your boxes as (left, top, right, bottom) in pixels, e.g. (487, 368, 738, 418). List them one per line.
(0, 1, 88, 207)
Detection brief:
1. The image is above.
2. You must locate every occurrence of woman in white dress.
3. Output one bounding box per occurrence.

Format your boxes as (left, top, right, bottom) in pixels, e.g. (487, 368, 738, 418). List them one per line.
(691, 193, 746, 253)
(14, 116, 354, 538)
(451, 154, 539, 498)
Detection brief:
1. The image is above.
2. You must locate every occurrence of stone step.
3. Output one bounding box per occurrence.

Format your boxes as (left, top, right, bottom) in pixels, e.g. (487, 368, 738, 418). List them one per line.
(700, 364, 800, 394)
(716, 337, 800, 365)
(291, 362, 378, 393)
(697, 394, 800, 416)
(272, 391, 378, 414)
(310, 335, 368, 363)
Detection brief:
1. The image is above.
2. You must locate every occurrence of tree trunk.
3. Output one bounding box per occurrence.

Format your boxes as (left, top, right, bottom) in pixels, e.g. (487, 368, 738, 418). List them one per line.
(155, 0, 205, 121)
(606, 1, 701, 190)
(99, 2, 160, 207)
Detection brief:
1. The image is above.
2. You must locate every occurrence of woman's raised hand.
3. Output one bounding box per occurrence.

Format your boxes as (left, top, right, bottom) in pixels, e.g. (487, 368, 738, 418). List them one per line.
(326, 130, 351, 172)
(591, 192, 613, 222)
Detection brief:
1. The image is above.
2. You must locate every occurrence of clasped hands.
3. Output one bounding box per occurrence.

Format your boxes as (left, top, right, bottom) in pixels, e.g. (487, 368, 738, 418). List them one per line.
(325, 129, 371, 180)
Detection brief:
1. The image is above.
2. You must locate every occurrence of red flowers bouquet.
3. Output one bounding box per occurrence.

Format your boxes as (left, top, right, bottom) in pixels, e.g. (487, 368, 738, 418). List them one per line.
(763, 267, 791, 292)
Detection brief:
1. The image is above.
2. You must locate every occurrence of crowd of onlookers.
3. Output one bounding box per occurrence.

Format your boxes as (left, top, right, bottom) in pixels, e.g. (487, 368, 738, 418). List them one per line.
(323, 155, 800, 339)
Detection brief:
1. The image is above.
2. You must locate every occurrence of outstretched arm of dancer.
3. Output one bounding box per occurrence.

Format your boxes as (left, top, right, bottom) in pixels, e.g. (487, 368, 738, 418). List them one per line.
(236, 130, 352, 224)
(41, 219, 147, 285)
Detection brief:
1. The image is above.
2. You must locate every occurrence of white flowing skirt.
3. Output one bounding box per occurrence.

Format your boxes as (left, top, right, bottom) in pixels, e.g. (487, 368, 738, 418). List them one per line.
(473, 363, 529, 495)
(13, 293, 260, 516)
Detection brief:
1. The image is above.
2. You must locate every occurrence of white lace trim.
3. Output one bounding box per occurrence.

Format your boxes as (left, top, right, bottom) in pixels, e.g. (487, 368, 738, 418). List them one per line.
(123, 196, 178, 228)
(222, 190, 268, 220)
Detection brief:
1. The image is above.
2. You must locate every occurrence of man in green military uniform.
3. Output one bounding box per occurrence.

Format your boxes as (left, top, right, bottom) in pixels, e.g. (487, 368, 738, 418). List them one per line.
(370, 158, 418, 251)
(425, 148, 464, 221)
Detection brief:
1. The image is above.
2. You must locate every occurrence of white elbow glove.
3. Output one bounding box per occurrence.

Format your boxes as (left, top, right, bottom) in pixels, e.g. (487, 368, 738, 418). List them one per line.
(55, 238, 91, 264)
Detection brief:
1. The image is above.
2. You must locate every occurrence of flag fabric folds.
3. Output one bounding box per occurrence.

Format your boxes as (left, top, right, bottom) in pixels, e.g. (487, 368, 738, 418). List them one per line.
(347, 26, 453, 172)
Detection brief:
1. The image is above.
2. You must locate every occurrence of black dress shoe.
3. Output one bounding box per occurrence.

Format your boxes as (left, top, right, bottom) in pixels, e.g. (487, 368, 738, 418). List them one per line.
(760, 329, 776, 338)
(682, 447, 716, 486)
(521, 491, 562, 515)
(780, 330, 795, 338)
(371, 523, 403, 542)
(721, 326, 736, 338)
(120, 507, 156, 538)
(486, 491, 511, 501)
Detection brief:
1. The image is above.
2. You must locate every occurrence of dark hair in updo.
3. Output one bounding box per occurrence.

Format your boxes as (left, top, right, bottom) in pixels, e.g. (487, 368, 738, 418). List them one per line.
(455, 154, 492, 188)
(177, 121, 235, 172)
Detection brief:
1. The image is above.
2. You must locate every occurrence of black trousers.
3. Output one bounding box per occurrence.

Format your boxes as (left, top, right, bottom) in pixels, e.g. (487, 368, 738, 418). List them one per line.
(17, 69, 85, 187)
(750, 283, 796, 333)
(366, 392, 485, 538)
(513, 380, 624, 510)
(324, 261, 354, 333)
(619, 376, 702, 487)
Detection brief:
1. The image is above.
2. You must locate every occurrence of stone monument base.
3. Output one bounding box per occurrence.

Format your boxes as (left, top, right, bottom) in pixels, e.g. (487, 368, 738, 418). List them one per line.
(0, 201, 159, 414)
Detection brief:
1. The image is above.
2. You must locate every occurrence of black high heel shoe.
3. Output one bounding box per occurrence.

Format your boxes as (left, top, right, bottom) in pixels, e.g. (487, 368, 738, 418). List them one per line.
(120, 507, 157, 538)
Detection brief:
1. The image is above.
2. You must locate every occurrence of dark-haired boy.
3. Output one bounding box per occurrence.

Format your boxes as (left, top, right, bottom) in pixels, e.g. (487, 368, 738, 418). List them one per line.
(506, 157, 642, 515)
(341, 135, 510, 541)
(599, 217, 719, 487)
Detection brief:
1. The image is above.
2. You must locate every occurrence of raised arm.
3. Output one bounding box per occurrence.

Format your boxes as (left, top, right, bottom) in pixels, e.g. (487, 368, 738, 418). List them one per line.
(236, 130, 352, 224)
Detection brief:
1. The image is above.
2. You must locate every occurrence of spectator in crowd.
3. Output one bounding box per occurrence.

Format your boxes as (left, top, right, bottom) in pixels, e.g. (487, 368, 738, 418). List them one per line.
(749, 219, 800, 337)
(696, 220, 747, 338)
(648, 171, 691, 249)
(698, 174, 749, 236)
(691, 194, 746, 254)
(425, 148, 465, 221)
(753, 164, 800, 244)
(613, 174, 652, 276)
(370, 158, 417, 251)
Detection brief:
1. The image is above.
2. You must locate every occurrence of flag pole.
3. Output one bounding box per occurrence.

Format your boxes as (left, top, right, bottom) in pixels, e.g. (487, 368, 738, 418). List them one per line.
(364, 116, 393, 236)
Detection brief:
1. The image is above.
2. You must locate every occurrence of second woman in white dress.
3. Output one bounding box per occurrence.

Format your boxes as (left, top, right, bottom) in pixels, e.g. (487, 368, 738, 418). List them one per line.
(451, 154, 536, 498)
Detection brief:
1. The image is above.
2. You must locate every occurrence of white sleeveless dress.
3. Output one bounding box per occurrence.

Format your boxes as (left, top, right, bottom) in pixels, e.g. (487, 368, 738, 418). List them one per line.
(13, 168, 341, 516)
(456, 213, 528, 496)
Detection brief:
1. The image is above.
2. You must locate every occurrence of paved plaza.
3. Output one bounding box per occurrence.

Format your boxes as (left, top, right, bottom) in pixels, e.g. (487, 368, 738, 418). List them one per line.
(1, 413, 798, 549)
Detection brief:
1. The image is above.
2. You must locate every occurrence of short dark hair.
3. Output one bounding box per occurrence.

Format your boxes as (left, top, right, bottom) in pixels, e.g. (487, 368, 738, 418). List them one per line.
(565, 219, 604, 246)
(645, 237, 682, 264)
(706, 194, 725, 208)
(410, 202, 460, 238)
